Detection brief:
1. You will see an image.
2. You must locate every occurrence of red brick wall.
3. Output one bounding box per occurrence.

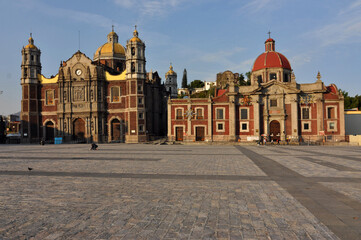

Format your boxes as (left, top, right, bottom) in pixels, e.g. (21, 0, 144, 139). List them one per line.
(285, 104, 292, 135)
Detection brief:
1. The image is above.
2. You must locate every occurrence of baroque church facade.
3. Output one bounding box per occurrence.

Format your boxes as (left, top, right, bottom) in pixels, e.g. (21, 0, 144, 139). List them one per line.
(20, 28, 168, 143)
(168, 37, 345, 143)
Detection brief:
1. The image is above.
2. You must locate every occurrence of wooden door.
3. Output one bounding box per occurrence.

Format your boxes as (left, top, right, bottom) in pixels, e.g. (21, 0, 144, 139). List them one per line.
(269, 120, 280, 142)
(111, 119, 121, 141)
(73, 118, 85, 140)
(176, 127, 183, 141)
(196, 127, 205, 141)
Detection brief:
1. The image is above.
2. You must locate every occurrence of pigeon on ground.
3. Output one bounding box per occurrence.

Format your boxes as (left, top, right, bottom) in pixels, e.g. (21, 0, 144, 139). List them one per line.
(28, 167, 33, 171)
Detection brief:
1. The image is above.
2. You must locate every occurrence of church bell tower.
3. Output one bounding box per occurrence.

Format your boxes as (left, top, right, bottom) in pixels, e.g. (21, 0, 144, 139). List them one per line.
(20, 34, 42, 143)
(125, 26, 147, 142)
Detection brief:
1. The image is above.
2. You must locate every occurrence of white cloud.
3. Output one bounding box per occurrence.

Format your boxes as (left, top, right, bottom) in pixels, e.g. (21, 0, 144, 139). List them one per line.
(113, 0, 134, 8)
(240, 0, 284, 14)
(199, 47, 244, 63)
(113, 0, 188, 16)
(307, 0, 361, 46)
(290, 54, 311, 68)
(15, 0, 128, 32)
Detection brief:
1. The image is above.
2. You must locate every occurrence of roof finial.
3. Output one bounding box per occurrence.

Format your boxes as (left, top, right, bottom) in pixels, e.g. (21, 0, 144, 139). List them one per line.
(134, 25, 137, 31)
(316, 71, 322, 82)
(30, 32, 32, 38)
(112, 24, 114, 32)
(267, 31, 271, 39)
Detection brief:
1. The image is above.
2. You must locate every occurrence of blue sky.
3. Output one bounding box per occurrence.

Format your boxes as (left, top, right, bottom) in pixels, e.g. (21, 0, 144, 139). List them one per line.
(1, 0, 361, 115)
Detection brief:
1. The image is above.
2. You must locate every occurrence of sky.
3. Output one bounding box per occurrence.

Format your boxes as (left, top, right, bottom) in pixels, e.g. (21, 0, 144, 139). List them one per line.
(0, 0, 361, 115)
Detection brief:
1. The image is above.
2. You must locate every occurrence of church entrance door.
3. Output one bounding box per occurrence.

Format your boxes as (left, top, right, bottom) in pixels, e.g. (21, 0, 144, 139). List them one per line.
(196, 127, 205, 141)
(269, 120, 280, 142)
(45, 121, 54, 141)
(111, 119, 121, 142)
(73, 118, 85, 141)
(176, 127, 183, 141)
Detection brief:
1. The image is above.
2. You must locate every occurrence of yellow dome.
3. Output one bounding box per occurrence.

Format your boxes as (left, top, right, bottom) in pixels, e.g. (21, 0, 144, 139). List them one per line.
(130, 29, 143, 43)
(95, 42, 125, 55)
(25, 36, 38, 49)
(166, 65, 176, 77)
(130, 36, 142, 43)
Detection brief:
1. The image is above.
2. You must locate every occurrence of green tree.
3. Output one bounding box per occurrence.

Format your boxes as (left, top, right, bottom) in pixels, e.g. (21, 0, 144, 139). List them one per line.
(182, 69, 188, 88)
(341, 90, 361, 110)
(188, 80, 204, 89)
(238, 72, 251, 86)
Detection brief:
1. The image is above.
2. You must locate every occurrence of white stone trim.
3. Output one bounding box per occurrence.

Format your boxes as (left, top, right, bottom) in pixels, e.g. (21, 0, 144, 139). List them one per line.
(175, 107, 184, 120)
(302, 121, 312, 132)
(193, 125, 207, 137)
(173, 125, 185, 137)
(216, 122, 225, 132)
(195, 107, 204, 119)
(327, 121, 337, 132)
(239, 107, 249, 120)
(240, 122, 249, 132)
(301, 106, 311, 120)
(215, 107, 225, 120)
(326, 105, 338, 119)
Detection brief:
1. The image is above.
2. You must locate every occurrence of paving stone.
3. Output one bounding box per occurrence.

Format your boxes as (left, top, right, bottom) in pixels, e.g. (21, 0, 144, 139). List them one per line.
(0, 144, 360, 239)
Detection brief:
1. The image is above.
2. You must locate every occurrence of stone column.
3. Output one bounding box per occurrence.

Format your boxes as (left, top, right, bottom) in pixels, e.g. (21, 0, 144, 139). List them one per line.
(339, 99, 345, 137)
(167, 99, 172, 140)
(291, 95, 298, 138)
(253, 96, 260, 138)
(208, 99, 212, 142)
(187, 101, 191, 141)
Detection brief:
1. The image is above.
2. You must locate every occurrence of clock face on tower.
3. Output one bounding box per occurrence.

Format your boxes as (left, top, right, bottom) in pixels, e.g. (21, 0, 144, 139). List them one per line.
(75, 69, 82, 76)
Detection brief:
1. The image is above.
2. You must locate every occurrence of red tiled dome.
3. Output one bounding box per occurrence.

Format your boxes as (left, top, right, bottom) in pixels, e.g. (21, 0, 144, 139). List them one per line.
(252, 51, 291, 71)
(252, 38, 291, 71)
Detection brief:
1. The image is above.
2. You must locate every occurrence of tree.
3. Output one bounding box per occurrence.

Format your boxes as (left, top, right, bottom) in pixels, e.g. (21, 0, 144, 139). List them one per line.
(182, 69, 188, 88)
(238, 72, 251, 86)
(188, 80, 204, 89)
(341, 90, 361, 110)
(245, 71, 251, 81)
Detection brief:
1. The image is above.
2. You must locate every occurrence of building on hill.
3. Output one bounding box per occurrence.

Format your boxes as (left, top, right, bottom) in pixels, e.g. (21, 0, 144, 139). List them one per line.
(167, 37, 345, 143)
(20, 28, 168, 144)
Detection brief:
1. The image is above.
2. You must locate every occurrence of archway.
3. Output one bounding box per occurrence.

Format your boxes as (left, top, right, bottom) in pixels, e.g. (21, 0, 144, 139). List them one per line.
(45, 121, 55, 141)
(269, 120, 280, 142)
(111, 118, 121, 142)
(73, 118, 85, 140)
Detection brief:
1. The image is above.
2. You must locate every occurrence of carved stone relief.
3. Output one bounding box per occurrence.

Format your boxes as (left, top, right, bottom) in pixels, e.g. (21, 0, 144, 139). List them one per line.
(73, 86, 85, 102)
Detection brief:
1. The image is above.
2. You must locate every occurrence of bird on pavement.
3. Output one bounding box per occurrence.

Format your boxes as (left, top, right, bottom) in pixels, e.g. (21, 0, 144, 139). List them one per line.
(28, 167, 33, 171)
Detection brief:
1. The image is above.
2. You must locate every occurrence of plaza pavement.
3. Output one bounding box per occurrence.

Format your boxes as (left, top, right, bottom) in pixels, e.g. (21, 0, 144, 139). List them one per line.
(0, 143, 360, 239)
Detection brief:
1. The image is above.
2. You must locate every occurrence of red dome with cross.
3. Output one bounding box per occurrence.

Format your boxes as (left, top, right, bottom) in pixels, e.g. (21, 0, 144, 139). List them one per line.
(252, 37, 291, 72)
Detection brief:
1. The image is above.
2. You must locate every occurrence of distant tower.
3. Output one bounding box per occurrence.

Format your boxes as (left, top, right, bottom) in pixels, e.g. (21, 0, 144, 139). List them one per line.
(20, 34, 42, 143)
(182, 68, 187, 88)
(165, 64, 178, 98)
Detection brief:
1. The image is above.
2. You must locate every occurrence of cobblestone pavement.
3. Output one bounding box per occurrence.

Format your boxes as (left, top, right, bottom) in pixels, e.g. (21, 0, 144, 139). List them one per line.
(0, 144, 360, 239)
